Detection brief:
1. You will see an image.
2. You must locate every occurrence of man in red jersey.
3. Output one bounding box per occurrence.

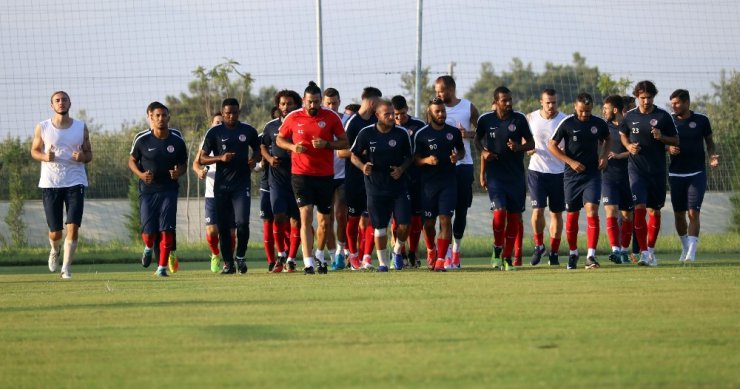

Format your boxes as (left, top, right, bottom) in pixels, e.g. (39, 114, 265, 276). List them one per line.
(277, 81, 348, 274)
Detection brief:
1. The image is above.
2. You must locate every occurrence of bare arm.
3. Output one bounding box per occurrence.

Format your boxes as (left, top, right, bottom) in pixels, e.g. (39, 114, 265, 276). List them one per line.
(705, 133, 719, 168)
(30, 124, 51, 162)
(192, 149, 208, 180)
(71, 125, 93, 163)
(548, 139, 584, 173)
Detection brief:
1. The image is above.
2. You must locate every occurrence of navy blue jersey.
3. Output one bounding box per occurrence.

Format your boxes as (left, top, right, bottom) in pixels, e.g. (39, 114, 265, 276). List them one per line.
(130, 129, 188, 194)
(344, 114, 378, 189)
(257, 133, 270, 191)
(551, 115, 609, 176)
(261, 118, 292, 187)
(670, 112, 712, 174)
(201, 122, 260, 192)
(621, 107, 677, 175)
(413, 124, 464, 188)
(398, 117, 426, 181)
(351, 124, 412, 196)
(476, 111, 534, 181)
(603, 120, 629, 181)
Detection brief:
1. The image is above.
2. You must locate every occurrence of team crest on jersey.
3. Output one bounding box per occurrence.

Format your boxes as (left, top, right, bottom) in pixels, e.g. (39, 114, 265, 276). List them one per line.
(318, 121, 326, 128)
(650, 119, 658, 126)
(167, 145, 175, 153)
(590, 126, 598, 134)
(407, 129, 413, 136)
(388, 139, 397, 147)
(689, 122, 697, 128)
(508, 124, 516, 132)
(239, 134, 247, 142)
(446, 133, 453, 140)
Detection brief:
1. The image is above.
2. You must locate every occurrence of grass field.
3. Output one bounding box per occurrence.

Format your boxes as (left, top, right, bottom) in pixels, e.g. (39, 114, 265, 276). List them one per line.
(1, 255, 738, 388)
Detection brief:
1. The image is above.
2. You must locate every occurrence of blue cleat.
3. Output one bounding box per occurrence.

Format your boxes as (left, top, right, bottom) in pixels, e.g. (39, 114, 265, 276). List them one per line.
(392, 253, 404, 270)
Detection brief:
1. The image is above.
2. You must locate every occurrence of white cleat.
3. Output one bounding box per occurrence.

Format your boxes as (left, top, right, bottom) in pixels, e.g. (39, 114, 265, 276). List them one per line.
(60, 269, 72, 279)
(360, 261, 374, 270)
(48, 250, 60, 272)
(678, 248, 688, 263)
(637, 251, 650, 266)
(648, 252, 658, 267)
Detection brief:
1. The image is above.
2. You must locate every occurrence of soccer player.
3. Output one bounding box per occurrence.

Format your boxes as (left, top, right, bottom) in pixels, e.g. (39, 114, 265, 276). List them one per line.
(392, 95, 426, 268)
(337, 87, 382, 270)
(200, 98, 261, 274)
(351, 100, 413, 271)
(668, 89, 719, 262)
(475, 87, 534, 271)
(622, 95, 640, 261)
(31, 91, 92, 279)
(620, 80, 679, 266)
(276, 81, 348, 274)
(434, 76, 479, 269)
(128, 102, 187, 277)
(601, 96, 634, 264)
(322, 87, 350, 270)
(549, 93, 610, 270)
(526, 88, 567, 266)
(415, 97, 465, 271)
(262, 89, 303, 273)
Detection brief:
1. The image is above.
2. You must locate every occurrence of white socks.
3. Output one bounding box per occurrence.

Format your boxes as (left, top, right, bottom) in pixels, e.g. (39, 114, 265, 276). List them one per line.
(687, 236, 699, 260)
(452, 238, 462, 253)
(50, 238, 62, 254)
(393, 240, 405, 255)
(377, 249, 388, 267)
(63, 240, 77, 269)
(587, 248, 596, 258)
(314, 249, 326, 264)
(303, 256, 315, 268)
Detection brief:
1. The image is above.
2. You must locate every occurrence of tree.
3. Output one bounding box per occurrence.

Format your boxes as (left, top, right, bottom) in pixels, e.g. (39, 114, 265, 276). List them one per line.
(1, 138, 28, 247)
(400, 66, 435, 117)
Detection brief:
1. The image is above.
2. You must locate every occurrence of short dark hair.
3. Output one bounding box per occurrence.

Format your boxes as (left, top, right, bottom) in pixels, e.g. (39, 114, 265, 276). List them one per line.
(621, 95, 635, 106)
(147, 101, 169, 113)
(304, 81, 322, 96)
(361, 86, 382, 100)
(274, 89, 302, 108)
(270, 106, 280, 119)
(429, 96, 445, 106)
(493, 86, 511, 102)
(604, 95, 624, 112)
(221, 98, 240, 108)
(575, 92, 593, 105)
(541, 88, 557, 97)
(345, 103, 361, 113)
(435, 75, 456, 89)
(669, 89, 690, 103)
(323, 87, 340, 99)
(376, 99, 393, 111)
(50, 90, 69, 103)
(391, 95, 408, 110)
(633, 80, 658, 97)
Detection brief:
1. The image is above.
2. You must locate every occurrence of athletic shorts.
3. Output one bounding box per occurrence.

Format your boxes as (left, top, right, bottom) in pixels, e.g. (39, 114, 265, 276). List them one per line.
(486, 176, 526, 213)
(628, 166, 667, 210)
(455, 164, 474, 210)
(345, 179, 368, 217)
(527, 170, 565, 212)
(601, 176, 634, 211)
(408, 179, 422, 215)
(140, 189, 178, 234)
(333, 178, 345, 192)
(669, 172, 706, 212)
(42, 184, 85, 232)
(205, 197, 217, 225)
(292, 174, 334, 214)
(269, 183, 298, 219)
(564, 172, 601, 212)
(422, 182, 457, 220)
(367, 190, 411, 229)
(214, 184, 251, 230)
(260, 189, 275, 220)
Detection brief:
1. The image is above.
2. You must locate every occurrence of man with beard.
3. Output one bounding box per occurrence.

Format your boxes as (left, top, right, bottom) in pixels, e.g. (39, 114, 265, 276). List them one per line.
(276, 81, 348, 274)
(414, 97, 465, 271)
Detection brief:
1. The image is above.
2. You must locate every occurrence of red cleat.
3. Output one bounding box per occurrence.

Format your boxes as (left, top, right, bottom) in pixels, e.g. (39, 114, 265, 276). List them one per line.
(513, 257, 522, 267)
(426, 249, 436, 270)
(434, 259, 446, 272)
(349, 254, 362, 270)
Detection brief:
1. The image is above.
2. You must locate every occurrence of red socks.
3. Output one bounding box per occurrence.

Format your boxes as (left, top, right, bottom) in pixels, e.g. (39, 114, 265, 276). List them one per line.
(550, 237, 561, 254)
(566, 212, 580, 251)
(263, 220, 275, 264)
(436, 238, 450, 260)
(206, 232, 219, 255)
(502, 212, 520, 258)
(606, 216, 619, 248)
(647, 213, 661, 249)
(492, 210, 506, 247)
(159, 231, 174, 267)
(409, 215, 422, 252)
(534, 232, 544, 247)
(142, 233, 155, 249)
(633, 208, 648, 252)
(515, 219, 523, 259)
(363, 225, 375, 256)
(587, 215, 599, 250)
(423, 227, 436, 251)
(620, 219, 633, 248)
(289, 226, 301, 258)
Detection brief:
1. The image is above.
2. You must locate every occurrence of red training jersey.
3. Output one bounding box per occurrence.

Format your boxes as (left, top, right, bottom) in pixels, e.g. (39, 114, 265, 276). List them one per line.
(278, 107, 344, 176)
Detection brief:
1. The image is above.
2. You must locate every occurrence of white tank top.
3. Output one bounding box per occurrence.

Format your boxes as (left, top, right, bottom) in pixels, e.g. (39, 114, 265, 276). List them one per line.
(38, 119, 89, 188)
(204, 163, 216, 198)
(527, 110, 567, 174)
(445, 98, 474, 165)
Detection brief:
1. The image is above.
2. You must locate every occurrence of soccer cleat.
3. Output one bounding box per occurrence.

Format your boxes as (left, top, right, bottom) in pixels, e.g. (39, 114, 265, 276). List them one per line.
(332, 252, 346, 271)
(268, 261, 275, 272)
(443, 257, 453, 270)
(637, 252, 650, 266)
(317, 262, 328, 274)
(236, 258, 248, 274)
(608, 252, 621, 264)
(648, 252, 658, 267)
(513, 257, 522, 267)
(630, 252, 639, 264)
(433, 259, 446, 272)
(48, 250, 60, 272)
(548, 252, 560, 266)
(60, 269, 72, 279)
(408, 252, 418, 268)
(585, 256, 600, 269)
(221, 264, 236, 275)
(141, 249, 152, 268)
(451, 251, 461, 268)
(491, 246, 503, 270)
(567, 254, 579, 270)
(168, 252, 179, 273)
(272, 257, 285, 273)
(402, 252, 410, 268)
(426, 250, 436, 270)
(377, 265, 389, 272)
(303, 266, 315, 275)
(210, 254, 221, 273)
(504, 257, 515, 271)
(619, 251, 630, 264)
(392, 253, 404, 270)
(361, 259, 375, 270)
(155, 267, 169, 277)
(678, 247, 688, 262)
(530, 245, 545, 266)
(348, 254, 362, 270)
(286, 260, 297, 273)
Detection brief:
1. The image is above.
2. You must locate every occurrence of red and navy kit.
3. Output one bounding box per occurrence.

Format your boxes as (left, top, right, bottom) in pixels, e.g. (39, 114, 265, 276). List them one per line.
(262, 118, 298, 218)
(257, 132, 273, 220)
(602, 121, 633, 211)
(201, 122, 261, 192)
(399, 117, 426, 214)
(343, 114, 378, 216)
(413, 124, 464, 219)
(279, 107, 344, 177)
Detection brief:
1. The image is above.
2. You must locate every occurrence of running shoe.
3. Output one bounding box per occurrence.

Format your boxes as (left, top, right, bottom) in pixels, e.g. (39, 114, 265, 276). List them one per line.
(567, 254, 579, 270)
(531, 245, 545, 266)
(49, 250, 60, 272)
(210, 254, 221, 273)
(168, 252, 179, 273)
(585, 256, 600, 269)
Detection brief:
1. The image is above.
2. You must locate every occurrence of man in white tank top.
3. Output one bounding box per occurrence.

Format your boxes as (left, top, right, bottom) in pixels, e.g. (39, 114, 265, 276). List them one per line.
(31, 91, 93, 279)
(434, 76, 479, 269)
(526, 89, 568, 266)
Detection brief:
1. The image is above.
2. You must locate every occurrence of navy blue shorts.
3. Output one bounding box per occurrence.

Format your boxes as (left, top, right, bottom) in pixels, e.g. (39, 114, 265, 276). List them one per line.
(260, 189, 274, 220)
(455, 164, 474, 209)
(486, 176, 526, 213)
(628, 166, 667, 210)
(564, 173, 601, 212)
(140, 189, 178, 234)
(367, 190, 411, 229)
(270, 183, 298, 219)
(214, 184, 251, 230)
(345, 179, 368, 217)
(409, 179, 422, 215)
(527, 170, 565, 212)
(601, 176, 634, 211)
(205, 197, 217, 225)
(42, 185, 85, 232)
(422, 182, 457, 220)
(669, 172, 706, 212)
(291, 174, 334, 214)
(333, 178, 345, 191)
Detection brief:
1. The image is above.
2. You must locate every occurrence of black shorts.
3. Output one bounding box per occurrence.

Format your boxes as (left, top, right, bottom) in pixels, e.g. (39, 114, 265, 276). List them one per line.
(345, 179, 368, 217)
(628, 166, 667, 210)
(269, 183, 298, 219)
(42, 185, 85, 232)
(527, 170, 565, 212)
(260, 189, 275, 220)
(564, 172, 601, 212)
(486, 176, 526, 213)
(455, 164, 474, 209)
(140, 189, 178, 234)
(669, 172, 706, 212)
(367, 190, 411, 229)
(292, 174, 334, 214)
(205, 197, 218, 225)
(602, 176, 634, 211)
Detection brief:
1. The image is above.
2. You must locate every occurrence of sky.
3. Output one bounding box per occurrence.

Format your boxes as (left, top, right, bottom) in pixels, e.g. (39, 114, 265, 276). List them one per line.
(1, 0, 738, 138)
